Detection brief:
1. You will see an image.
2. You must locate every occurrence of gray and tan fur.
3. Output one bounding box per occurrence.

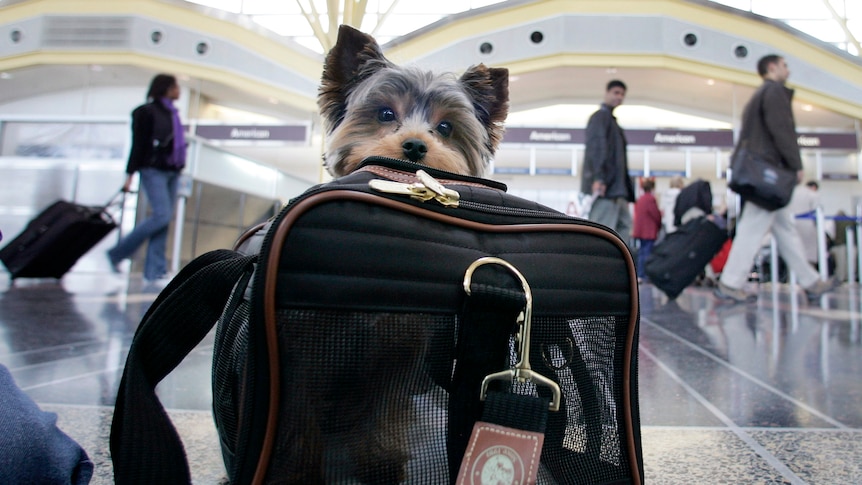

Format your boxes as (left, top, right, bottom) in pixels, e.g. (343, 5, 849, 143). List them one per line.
(318, 25, 509, 177)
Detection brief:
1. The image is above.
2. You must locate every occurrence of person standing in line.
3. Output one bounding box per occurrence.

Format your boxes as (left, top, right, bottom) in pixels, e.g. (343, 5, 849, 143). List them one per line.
(581, 79, 635, 247)
(632, 178, 662, 283)
(786, 180, 824, 267)
(830, 210, 855, 282)
(661, 175, 685, 235)
(107, 73, 186, 284)
(715, 55, 836, 302)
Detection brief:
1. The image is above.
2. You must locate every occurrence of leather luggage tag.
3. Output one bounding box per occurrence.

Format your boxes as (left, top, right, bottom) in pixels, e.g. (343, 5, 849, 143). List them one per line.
(456, 421, 545, 485)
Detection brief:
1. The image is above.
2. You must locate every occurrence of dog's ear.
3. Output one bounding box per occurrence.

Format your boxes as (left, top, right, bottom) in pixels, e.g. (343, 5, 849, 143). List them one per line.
(460, 65, 509, 151)
(318, 25, 391, 132)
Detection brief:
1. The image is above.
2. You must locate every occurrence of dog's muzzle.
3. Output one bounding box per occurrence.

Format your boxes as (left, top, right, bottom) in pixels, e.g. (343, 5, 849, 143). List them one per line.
(402, 138, 427, 162)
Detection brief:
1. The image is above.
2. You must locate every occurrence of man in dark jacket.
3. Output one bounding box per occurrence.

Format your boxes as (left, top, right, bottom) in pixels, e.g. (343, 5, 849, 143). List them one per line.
(715, 54, 836, 303)
(582, 80, 635, 247)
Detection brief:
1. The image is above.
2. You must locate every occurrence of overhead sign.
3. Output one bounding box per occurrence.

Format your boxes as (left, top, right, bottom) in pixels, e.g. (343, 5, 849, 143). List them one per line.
(503, 128, 858, 150)
(503, 127, 734, 147)
(501, 128, 584, 144)
(796, 133, 858, 150)
(195, 124, 308, 142)
(822, 173, 859, 180)
(626, 130, 734, 147)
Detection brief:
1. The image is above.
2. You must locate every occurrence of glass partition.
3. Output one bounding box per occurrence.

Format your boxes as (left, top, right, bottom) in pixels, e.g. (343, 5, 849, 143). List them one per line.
(0, 121, 126, 159)
(0, 118, 312, 275)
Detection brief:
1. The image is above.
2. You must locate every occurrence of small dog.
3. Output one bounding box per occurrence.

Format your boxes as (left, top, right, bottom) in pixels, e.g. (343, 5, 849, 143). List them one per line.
(318, 24, 510, 177)
(264, 26, 510, 484)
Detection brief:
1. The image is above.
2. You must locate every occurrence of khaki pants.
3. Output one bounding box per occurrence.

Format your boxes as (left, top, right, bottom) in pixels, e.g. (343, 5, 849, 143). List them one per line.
(830, 244, 857, 282)
(590, 197, 632, 248)
(720, 202, 820, 289)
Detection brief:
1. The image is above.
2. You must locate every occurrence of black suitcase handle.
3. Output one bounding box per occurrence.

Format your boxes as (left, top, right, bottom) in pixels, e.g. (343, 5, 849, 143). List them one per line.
(104, 189, 132, 210)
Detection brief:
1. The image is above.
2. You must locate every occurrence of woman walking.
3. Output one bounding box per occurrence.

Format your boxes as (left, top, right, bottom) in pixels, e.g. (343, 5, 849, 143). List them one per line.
(107, 74, 186, 284)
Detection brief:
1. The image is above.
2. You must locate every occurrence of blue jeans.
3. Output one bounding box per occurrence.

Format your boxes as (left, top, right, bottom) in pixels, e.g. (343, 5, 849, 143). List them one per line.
(108, 168, 179, 280)
(636, 239, 655, 279)
(0, 364, 93, 484)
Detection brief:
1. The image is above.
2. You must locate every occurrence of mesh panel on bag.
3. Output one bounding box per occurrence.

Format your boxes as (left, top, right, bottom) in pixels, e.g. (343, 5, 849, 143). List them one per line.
(266, 310, 454, 484)
(536, 316, 632, 483)
(255, 309, 634, 484)
(212, 299, 252, 466)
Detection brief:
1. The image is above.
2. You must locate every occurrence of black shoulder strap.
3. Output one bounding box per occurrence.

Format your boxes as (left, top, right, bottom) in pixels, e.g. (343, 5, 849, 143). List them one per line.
(110, 249, 256, 484)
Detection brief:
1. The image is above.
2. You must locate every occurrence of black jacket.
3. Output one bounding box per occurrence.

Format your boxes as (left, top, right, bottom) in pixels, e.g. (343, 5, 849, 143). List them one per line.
(125, 101, 178, 174)
(581, 104, 635, 202)
(733, 79, 801, 171)
(674, 179, 712, 227)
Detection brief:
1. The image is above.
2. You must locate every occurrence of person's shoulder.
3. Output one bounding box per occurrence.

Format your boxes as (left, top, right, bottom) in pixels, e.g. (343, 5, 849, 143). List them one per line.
(760, 80, 788, 99)
(593, 104, 611, 116)
(132, 102, 156, 116)
(588, 105, 610, 122)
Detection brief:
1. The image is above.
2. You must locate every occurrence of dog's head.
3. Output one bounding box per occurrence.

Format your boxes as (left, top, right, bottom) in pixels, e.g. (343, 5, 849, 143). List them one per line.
(318, 25, 509, 177)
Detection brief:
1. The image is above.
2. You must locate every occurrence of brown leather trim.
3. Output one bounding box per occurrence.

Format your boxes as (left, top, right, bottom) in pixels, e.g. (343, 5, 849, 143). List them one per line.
(356, 165, 498, 190)
(621, 242, 641, 484)
(233, 221, 268, 251)
(254, 189, 640, 483)
(251, 219, 287, 483)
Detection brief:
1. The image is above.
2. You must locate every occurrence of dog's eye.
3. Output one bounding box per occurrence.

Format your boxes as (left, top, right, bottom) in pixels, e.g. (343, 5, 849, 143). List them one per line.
(377, 108, 396, 123)
(436, 121, 453, 138)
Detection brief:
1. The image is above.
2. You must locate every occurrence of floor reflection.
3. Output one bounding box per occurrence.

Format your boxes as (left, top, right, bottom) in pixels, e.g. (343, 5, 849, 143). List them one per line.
(0, 272, 860, 483)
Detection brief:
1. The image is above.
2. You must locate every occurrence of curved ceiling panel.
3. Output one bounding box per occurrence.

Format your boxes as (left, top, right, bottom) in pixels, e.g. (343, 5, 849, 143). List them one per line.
(0, 0, 859, 130)
(388, 0, 862, 121)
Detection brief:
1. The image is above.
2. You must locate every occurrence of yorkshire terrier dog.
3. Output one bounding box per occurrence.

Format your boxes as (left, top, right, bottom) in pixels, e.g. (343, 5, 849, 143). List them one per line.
(263, 25, 511, 484)
(318, 24, 510, 177)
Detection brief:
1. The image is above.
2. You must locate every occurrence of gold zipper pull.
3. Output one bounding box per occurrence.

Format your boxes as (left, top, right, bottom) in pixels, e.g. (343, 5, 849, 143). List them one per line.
(416, 170, 460, 207)
(369, 170, 460, 207)
(368, 179, 435, 202)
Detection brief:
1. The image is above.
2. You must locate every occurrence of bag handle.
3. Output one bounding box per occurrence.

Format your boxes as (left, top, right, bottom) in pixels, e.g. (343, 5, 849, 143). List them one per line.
(110, 249, 256, 484)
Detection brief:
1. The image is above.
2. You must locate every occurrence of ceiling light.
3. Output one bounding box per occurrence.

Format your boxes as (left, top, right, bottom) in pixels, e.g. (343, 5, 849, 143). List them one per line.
(801, 104, 813, 112)
(606, 67, 617, 74)
(706, 79, 715, 85)
(89, 64, 103, 72)
(268, 97, 279, 104)
(682, 32, 698, 47)
(0, 72, 11, 80)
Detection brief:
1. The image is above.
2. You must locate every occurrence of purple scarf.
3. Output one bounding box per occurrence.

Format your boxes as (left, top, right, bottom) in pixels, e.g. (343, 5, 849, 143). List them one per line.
(159, 98, 186, 169)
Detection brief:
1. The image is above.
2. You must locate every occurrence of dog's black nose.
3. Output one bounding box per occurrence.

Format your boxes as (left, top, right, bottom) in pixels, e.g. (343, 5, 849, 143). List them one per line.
(402, 138, 427, 162)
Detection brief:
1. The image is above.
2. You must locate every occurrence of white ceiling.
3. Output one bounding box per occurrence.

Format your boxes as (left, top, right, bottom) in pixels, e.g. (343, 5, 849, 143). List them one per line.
(184, 0, 861, 57)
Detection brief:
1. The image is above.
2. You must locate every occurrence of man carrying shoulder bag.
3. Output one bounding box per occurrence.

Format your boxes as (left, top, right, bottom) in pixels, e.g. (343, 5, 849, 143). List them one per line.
(716, 54, 837, 303)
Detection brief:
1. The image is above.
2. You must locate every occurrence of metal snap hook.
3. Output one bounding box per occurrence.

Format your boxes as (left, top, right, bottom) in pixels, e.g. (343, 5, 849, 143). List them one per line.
(463, 256, 561, 411)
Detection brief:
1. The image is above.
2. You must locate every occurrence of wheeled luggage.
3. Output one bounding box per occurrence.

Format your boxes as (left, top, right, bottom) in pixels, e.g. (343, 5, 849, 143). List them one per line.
(110, 158, 643, 484)
(0, 193, 120, 279)
(645, 216, 728, 299)
(710, 238, 733, 275)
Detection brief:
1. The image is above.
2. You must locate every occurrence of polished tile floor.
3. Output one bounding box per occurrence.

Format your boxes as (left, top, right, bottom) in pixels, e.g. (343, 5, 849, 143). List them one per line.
(1, 270, 860, 484)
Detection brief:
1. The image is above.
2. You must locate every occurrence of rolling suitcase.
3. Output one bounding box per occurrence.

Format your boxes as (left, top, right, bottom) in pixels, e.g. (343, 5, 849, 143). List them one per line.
(645, 216, 728, 299)
(710, 238, 733, 275)
(110, 157, 644, 484)
(0, 192, 122, 279)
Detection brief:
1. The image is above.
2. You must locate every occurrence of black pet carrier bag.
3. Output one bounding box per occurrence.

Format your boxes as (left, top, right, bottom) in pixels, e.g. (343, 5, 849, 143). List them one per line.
(111, 157, 643, 484)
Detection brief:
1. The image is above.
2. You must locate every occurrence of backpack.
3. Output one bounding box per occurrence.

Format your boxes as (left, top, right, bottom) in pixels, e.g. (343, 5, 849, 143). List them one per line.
(110, 157, 643, 484)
